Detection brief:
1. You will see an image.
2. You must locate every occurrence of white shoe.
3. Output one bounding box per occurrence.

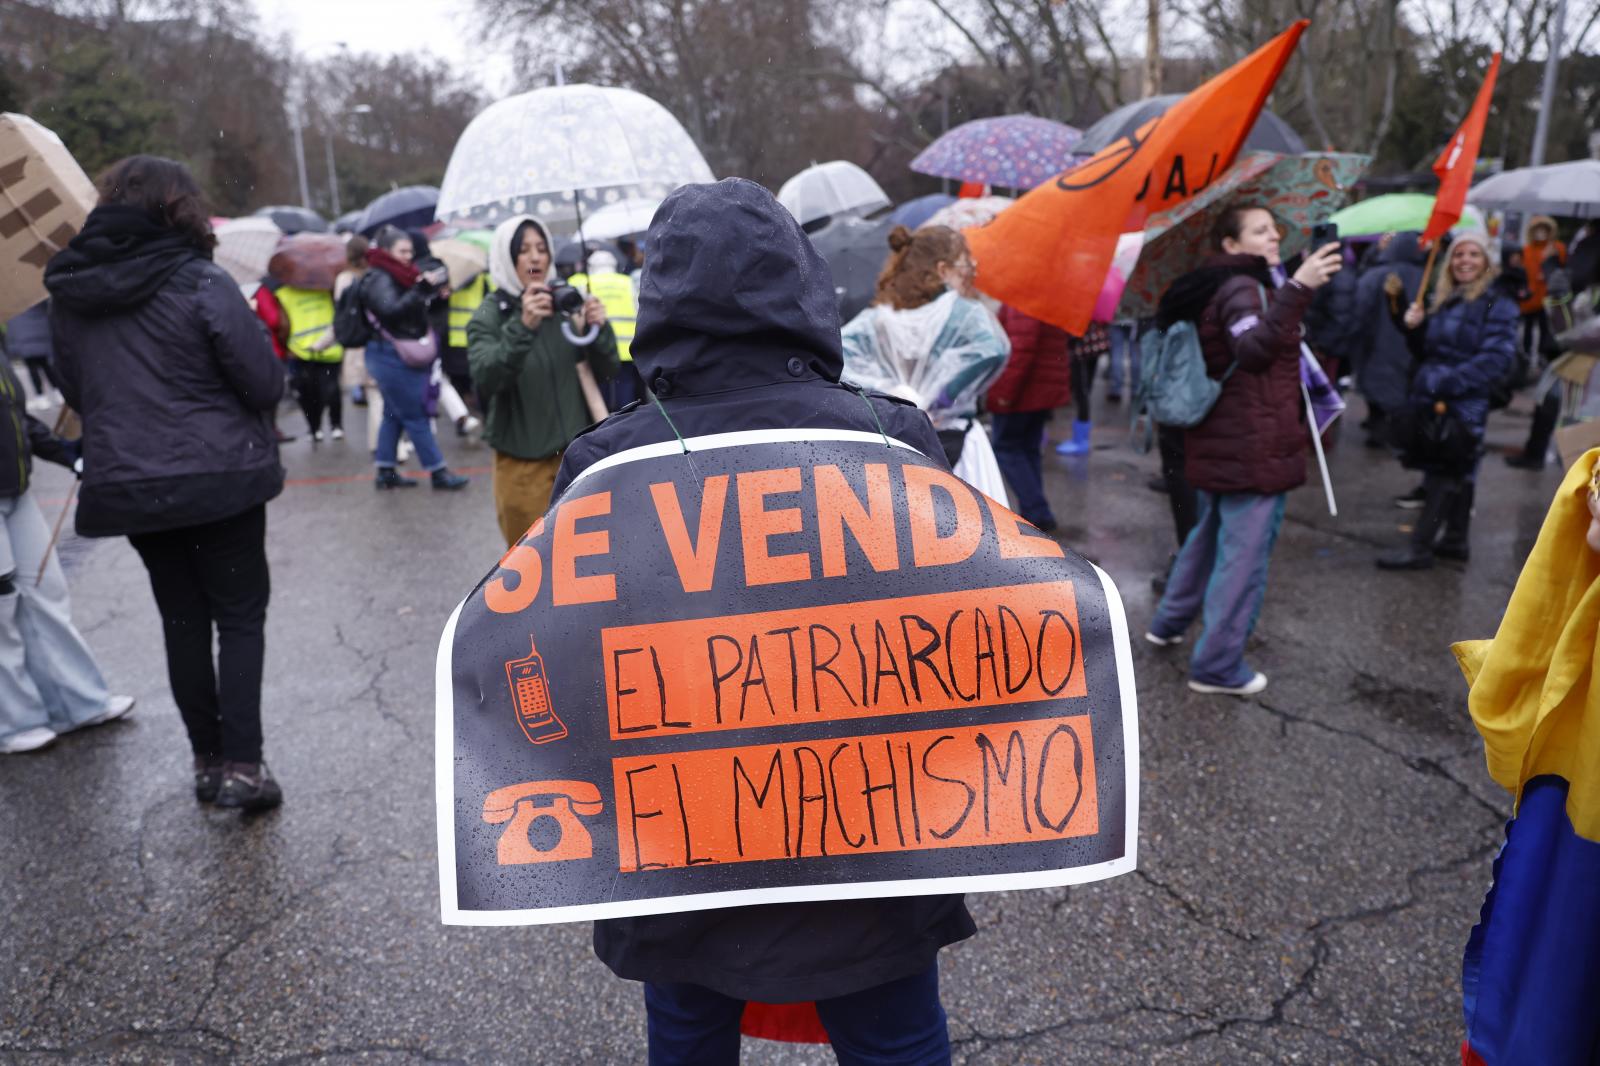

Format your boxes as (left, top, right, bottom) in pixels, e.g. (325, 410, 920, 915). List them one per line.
(456, 414, 482, 436)
(1144, 630, 1183, 647)
(1188, 673, 1268, 697)
(397, 440, 415, 463)
(0, 726, 59, 753)
(331, 427, 345, 441)
(311, 430, 325, 443)
(74, 694, 136, 730)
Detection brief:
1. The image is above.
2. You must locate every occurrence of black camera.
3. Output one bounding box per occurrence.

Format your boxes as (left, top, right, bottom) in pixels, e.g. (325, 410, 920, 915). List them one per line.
(545, 283, 586, 316)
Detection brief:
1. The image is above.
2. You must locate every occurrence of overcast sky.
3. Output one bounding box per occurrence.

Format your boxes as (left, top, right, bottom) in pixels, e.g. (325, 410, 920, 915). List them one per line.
(255, 0, 517, 95)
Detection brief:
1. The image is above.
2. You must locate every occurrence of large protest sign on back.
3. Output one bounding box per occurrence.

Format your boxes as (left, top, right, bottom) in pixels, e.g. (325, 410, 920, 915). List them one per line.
(436, 429, 1139, 925)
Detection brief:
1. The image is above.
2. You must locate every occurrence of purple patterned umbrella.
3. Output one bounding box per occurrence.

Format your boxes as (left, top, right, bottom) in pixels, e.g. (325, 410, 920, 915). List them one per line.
(910, 115, 1083, 190)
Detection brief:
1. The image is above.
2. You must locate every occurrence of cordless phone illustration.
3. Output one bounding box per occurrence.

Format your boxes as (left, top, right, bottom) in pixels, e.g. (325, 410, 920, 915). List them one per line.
(505, 637, 568, 745)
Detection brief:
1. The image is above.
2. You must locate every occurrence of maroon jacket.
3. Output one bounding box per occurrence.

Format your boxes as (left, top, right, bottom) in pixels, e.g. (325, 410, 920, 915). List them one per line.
(1175, 256, 1314, 495)
(989, 305, 1072, 413)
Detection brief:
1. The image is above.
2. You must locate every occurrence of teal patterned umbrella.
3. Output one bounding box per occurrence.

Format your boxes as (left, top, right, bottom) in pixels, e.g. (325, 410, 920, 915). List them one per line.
(1117, 151, 1370, 319)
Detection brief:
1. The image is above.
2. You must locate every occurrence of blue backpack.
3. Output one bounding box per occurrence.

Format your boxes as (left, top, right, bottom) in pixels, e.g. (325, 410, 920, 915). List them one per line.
(1129, 321, 1238, 452)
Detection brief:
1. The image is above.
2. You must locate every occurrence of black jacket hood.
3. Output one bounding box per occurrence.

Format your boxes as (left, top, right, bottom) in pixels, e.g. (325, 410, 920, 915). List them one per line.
(1156, 253, 1274, 329)
(632, 178, 842, 394)
(44, 205, 208, 315)
(1380, 231, 1426, 267)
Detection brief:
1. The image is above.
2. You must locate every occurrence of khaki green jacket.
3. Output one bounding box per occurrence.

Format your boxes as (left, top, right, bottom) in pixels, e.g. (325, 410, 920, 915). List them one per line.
(466, 293, 619, 460)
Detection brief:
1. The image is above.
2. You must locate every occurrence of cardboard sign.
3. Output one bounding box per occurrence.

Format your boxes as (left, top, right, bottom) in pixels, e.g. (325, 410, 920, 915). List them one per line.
(0, 114, 96, 323)
(436, 429, 1139, 925)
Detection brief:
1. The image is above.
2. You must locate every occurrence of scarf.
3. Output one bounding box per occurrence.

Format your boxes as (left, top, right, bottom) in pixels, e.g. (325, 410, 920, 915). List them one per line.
(366, 246, 419, 289)
(489, 214, 555, 296)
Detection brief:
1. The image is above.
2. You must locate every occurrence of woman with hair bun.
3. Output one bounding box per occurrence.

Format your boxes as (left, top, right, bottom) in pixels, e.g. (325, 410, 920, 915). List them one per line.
(839, 225, 1010, 497)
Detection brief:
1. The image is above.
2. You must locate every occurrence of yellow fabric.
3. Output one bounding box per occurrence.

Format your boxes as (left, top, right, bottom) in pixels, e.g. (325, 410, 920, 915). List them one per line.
(1452, 447, 1600, 841)
(569, 271, 636, 361)
(278, 286, 342, 363)
(448, 273, 493, 349)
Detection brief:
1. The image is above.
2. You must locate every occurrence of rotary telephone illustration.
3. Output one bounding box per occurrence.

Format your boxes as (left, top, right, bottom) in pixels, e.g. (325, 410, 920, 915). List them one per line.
(482, 780, 604, 865)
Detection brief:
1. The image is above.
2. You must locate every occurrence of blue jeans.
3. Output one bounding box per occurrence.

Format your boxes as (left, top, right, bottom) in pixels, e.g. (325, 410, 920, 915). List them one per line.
(0, 490, 112, 742)
(366, 338, 446, 472)
(1104, 323, 1137, 396)
(989, 411, 1053, 526)
(1150, 490, 1285, 687)
(644, 965, 950, 1066)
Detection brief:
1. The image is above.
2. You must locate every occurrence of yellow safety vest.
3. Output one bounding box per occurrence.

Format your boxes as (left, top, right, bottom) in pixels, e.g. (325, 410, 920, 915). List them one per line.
(277, 286, 342, 363)
(448, 272, 494, 349)
(568, 271, 636, 361)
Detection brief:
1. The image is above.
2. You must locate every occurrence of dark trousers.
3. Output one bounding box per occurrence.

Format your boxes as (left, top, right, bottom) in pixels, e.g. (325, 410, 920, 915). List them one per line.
(1520, 387, 1561, 462)
(989, 410, 1054, 527)
(1410, 472, 1474, 552)
(23, 356, 57, 394)
(128, 505, 270, 764)
(1070, 353, 1100, 423)
(644, 965, 950, 1066)
(1158, 423, 1198, 547)
(293, 359, 343, 434)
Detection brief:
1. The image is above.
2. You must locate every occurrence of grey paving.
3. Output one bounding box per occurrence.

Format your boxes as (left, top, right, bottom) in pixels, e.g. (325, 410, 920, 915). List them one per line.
(0, 387, 1562, 1065)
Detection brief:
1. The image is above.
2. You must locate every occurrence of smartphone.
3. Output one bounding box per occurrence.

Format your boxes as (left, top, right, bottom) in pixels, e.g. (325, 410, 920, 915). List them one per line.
(1310, 221, 1340, 248)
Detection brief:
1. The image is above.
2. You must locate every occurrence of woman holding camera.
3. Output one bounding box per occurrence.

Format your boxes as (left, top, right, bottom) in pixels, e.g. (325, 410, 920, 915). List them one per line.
(466, 215, 616, 546)
(362, 226, 469, 491)
(1377, 229, 1517, 569)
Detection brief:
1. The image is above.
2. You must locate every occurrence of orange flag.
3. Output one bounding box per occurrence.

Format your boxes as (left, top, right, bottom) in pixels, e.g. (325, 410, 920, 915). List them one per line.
(965, 21, 1308, 335)
(1422, 53, 1501, 244)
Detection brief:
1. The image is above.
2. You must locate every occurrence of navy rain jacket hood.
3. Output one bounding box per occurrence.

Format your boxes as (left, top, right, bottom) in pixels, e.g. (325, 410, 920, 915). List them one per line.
(546, 179, 969, 1004)
(630, 177, 843, 395)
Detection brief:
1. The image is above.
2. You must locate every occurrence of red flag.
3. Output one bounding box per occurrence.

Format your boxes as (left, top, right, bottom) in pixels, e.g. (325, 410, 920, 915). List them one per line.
(965, 22, 1307, 335)
(1422, 54, 1501, 244)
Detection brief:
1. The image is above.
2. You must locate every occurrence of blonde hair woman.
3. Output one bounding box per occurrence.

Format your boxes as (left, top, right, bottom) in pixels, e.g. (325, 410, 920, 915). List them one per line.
(1380, 230, 1518, 569)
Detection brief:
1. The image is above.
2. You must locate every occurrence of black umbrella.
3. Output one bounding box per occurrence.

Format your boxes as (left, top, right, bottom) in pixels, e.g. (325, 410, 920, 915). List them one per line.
(252, 205, 328, 235)
(332, 209, 365, 234)
(358, 185, 441, 236)
(1072, 95, 1306, 161)
(554, 237, 626, 279)
(808, 215, 895, 324)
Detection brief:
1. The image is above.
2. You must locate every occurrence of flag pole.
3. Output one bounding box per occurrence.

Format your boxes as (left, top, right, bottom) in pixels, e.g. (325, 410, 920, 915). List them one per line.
(1411, 239, 1441, 314)
(1302, 382, 1337, 516)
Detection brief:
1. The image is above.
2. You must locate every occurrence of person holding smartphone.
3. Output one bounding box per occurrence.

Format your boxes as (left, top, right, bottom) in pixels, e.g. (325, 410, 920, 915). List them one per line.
(1145, 204, 1342, 696)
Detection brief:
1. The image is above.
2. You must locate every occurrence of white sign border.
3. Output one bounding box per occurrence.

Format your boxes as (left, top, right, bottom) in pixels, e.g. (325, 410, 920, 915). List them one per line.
(435, 429, 1140, 926)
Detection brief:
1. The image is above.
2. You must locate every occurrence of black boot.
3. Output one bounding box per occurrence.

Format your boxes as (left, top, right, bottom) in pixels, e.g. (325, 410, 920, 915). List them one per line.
(374, 467, 418, 490)
(1434, 483, 1474, 561)
(431, 468, 470, 490)
(214, 761, 283, 812)
(1378, 478, 1453, 569)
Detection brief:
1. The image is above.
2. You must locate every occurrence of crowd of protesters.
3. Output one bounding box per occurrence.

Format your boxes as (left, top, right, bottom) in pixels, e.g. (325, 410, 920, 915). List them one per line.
(1, 150, 1594, 1063)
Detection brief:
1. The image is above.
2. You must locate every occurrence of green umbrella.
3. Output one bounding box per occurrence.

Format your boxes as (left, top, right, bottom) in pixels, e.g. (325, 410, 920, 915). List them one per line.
(1328, 193, 1485, 237)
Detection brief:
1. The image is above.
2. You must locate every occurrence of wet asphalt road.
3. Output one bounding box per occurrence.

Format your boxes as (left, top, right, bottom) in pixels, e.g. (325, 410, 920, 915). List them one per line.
(0, 385, 1566, 1065)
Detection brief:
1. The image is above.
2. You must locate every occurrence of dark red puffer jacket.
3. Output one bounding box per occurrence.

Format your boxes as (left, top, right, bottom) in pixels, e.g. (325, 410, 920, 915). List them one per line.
(988, 305, 1072, 413)
(1184, 267, 1314, 495)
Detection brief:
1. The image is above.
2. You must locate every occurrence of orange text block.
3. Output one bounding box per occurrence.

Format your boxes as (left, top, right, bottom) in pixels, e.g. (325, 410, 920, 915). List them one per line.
(602, 581, 1086, 739)
(611, 714, 1098, 872)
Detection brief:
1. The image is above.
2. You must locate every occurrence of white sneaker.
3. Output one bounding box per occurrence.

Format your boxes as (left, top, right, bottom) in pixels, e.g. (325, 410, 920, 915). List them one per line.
(1145, 630, 1184, 647)
(1188, 673, 1268, 697)
(311, 430, 325, 443)
(74, 694, 136, 730)
(0, 726, 59, 753)
(456, 414, 482, 436)
(330, 427, 345, 441)
(397, 439, 415, 464)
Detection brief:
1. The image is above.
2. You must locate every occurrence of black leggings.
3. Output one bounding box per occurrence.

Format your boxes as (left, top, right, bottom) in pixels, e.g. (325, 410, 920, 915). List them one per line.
(1158, 424, 1198, 548)
(128, 506, 271, 764)
(1071, 353, 1100, 423)
(294, 360, 343, 433)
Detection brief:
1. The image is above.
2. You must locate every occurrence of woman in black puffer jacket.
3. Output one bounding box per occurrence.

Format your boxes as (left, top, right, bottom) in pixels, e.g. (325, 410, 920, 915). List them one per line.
(45, 156, 285, 811)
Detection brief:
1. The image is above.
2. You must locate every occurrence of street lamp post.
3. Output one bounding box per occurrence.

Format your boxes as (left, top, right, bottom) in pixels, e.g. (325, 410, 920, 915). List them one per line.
(324, 104, 371, 225)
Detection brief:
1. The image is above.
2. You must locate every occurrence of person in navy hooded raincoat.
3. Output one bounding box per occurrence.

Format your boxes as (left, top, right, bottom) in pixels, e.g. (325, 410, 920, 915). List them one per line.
(550, 179, 972, 1065)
